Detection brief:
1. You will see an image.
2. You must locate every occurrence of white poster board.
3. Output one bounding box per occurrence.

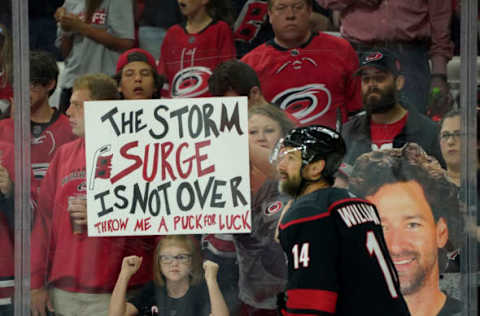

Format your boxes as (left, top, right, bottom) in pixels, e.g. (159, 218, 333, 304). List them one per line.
(84, 97, 251, 236)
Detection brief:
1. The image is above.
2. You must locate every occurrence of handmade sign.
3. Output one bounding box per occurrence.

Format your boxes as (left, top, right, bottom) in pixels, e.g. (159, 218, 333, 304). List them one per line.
(84, 97, 250, 236)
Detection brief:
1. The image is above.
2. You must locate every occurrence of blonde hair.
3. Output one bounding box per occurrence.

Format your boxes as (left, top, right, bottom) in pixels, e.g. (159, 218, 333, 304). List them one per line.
(73, 73, 119, 101)
(249, 103, 295, 137)
(153, 235, 203, 287)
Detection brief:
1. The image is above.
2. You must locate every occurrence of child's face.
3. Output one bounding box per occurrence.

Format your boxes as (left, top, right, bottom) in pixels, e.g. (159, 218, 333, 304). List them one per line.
(159, 243, 193, 282)
(177, 0, 208, 18)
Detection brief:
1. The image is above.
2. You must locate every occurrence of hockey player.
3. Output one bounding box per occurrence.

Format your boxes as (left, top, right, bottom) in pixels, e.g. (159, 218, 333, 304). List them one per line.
(272, 125, 410, 315)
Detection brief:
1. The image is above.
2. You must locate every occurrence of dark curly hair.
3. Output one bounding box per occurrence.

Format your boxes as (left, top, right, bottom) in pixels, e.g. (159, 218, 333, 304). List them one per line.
(349, 143, 459, 224)
(30, 50, 59, 96)
(208, 59, 261, 97)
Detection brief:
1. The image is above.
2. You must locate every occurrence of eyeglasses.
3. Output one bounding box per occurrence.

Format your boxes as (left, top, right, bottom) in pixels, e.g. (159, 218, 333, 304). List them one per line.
(440, 130, 462, 141)
(159, 254, 192, 264)
(272, 1, 306, 14)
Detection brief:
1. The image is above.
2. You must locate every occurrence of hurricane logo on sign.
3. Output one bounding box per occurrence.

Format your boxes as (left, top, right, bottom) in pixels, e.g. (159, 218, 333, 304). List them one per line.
(77, 181, 87, 192)
(171, 66, 212, 98)
(265, 201, 283, 216)
(272, 84, 332, 125)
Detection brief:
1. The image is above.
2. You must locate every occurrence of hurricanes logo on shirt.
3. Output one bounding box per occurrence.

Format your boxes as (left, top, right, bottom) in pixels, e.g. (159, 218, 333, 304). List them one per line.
(265, 201, 283, 216)
(31, 131, 56, 155)
(77, 181, 87, 192)
(272, 84, 332, 125)
(171, 66, 212, 98)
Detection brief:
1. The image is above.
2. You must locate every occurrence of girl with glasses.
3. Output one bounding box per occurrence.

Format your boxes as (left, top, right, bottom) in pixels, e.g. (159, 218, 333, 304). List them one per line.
(109, 235, 229, 316)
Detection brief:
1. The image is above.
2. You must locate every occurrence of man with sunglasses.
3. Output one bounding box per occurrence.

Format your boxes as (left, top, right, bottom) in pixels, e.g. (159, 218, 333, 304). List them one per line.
(341, 48, 444, 167)
(273, 125, 410, 315)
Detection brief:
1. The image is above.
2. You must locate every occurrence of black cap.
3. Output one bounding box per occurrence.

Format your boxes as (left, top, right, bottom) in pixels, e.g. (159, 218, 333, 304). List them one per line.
(355, 49, 401, 76)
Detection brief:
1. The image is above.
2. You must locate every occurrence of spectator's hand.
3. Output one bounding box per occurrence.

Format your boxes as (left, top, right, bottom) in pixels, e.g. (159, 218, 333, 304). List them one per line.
(54, 7, 66, 22)
(0, 164, 12, 198)
(120, 256, 143, 279)
(58, 13, 85, 33)
(69, 197, 87, 226)
(203, 260, 219, 284)
(431, 75, 450, 96)
(427, 76, 453, 120)
(31, 287, 54, 316)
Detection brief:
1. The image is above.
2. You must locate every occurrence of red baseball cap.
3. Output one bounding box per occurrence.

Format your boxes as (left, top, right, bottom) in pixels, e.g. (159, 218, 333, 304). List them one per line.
(116, 48, 157, 74)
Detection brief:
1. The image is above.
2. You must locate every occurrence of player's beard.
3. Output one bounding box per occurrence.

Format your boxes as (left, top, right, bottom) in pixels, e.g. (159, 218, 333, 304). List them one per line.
(279, 171, 302, 197)
(392, 249, 437, 296)
(363, 83, 396, 115)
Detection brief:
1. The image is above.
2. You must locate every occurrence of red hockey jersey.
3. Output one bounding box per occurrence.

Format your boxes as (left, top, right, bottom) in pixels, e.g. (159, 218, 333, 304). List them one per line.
(158, 20, 236, 98)
(0, 112, 77, 193)
(241, 32, 362, 129)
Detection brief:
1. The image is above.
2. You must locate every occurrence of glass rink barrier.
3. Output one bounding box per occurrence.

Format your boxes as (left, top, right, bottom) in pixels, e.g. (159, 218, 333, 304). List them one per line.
(4, 0, 480, 315)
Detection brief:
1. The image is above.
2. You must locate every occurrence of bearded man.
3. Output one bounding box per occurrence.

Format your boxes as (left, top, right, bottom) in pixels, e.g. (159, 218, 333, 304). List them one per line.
(272, 125, 410, 315)
(341, 49, 444, 167)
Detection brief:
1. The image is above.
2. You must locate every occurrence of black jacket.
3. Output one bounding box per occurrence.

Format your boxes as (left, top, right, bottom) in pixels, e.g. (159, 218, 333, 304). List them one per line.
(342, 110, 445, 167)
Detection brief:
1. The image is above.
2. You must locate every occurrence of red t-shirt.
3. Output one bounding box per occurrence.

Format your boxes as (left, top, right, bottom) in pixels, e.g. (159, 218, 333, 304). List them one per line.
(370, 113, 408, 151)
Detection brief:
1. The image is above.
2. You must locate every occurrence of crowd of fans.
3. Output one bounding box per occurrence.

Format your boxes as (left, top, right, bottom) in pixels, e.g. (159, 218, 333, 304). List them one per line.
(0, 0, 474, 315)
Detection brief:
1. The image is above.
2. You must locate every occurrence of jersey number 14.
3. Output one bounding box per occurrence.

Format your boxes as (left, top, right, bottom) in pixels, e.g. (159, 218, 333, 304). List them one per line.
(291, 232, 398, 298)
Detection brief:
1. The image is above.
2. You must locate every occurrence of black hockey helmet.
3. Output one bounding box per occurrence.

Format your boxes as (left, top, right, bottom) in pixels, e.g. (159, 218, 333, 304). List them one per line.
(271, 125, 346, 181)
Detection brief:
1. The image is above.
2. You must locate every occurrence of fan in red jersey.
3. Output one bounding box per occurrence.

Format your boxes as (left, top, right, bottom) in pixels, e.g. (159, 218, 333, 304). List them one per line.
(30, 74, 155, 316)
(241, 0, 362, 129)
(157, 0, 236, 98)
(0, 51, 77, 194)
